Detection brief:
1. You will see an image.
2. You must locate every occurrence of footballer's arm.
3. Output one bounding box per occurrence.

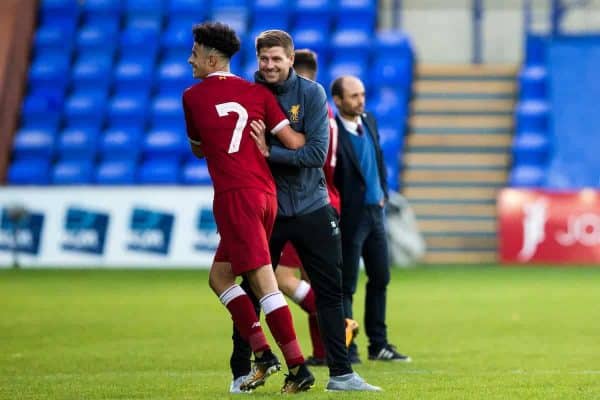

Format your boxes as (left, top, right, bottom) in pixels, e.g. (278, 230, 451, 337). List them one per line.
(275, 125, 306, 149)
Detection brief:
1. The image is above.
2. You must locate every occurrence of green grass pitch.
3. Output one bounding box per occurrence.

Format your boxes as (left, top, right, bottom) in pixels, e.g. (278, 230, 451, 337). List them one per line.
(1, 266, 599, 399)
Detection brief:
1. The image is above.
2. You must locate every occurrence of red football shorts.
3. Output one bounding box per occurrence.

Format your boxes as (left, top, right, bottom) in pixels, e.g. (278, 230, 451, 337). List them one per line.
(213, 189, 277, 275)
(279, 242, 303, 269)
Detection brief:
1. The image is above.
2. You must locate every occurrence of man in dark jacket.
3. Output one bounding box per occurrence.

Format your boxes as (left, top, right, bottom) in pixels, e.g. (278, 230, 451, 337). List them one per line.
(332, 75, 412, 363)
(230, 32, 381, 393)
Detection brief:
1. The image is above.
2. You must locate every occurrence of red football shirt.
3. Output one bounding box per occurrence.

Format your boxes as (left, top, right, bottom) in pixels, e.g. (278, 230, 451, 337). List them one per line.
(183, 72, 289, 194)
(324, 104, 341, 213)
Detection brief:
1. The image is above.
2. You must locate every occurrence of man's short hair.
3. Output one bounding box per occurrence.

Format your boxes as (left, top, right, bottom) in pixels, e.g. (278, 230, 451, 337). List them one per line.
(256, 30, 294, 56)
(192, 22, 240, 59)
(331, 77, 346, 98)
(294, 49, 318, 73)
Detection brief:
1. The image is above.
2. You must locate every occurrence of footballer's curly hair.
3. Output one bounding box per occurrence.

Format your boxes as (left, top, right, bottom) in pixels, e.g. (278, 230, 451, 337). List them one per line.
(192, 22, 241, 59)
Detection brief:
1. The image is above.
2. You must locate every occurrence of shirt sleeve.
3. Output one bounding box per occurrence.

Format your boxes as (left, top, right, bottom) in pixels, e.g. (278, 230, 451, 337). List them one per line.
(182, 91, 201, 145)
(261, 87, 290, 135)
(268, 83, 329, 168)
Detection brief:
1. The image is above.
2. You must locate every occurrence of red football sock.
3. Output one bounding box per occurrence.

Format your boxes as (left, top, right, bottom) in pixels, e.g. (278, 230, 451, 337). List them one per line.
(261, 291, 305, 367)
(220, 285, 269, 353)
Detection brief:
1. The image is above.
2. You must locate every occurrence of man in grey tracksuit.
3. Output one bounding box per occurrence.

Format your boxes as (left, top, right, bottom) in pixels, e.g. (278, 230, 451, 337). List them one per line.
(230, 30, 381, 392)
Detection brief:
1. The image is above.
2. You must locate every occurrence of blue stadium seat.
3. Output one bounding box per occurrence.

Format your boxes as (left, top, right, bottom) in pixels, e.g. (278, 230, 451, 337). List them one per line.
(372, 55, 412, 90)
(119, 26, 161, 64)
(330, 28, 370, 60)
(374, 30, 414, 61)
(378, 126, 403, 161)
(384, 159, 400, 191)
(28, 54, 70, 93)
(509, 165, 545, 187)
(20, 93, 63, 130)
(210, 7, 249, 35)
(524, 34, 546, 67)
(157, 61, 195, 94)
(294, 0, 332, 30)
(518, 66, 547, 101)
(143, 127, 186, 162)
(7, 159, 51, 185)
(107, 93, 149, 130)
(515, 101, 549, 134)
(39, 0, 80, 34)
(64, 91, 107, 130)
(113, 59, 154, 95)
(512, 132, 550, 167)
(181, 158, 211, 185)
(151, 95, 184, 128)
(334, 0, 376, 31)
(82, 0, 121, 24)
(370, 87, 408, 124)
(161, 21, 194, 62)
(57, 127, 99, 161)
(76, 22, 119, 54)
(251, 0, 291, 31)
(52, 159, 94, 184)
(291, 27, 329, 63)
(137, 159, 180, 184)
(72, 54, 112, 92)
(12, 127, 55, 160)
(126, 0, 164, 16)
(95, 160, 136, 184)
(168, 0, 206, 20)
(326, 60, 369, 93)
(35, 24, 74, 53)
(100, 127, 143, 161)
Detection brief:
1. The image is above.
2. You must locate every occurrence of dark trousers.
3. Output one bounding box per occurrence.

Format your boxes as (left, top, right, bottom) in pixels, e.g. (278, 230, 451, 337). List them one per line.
(231, 204, 352, 378)
(342, 205, 390, 354)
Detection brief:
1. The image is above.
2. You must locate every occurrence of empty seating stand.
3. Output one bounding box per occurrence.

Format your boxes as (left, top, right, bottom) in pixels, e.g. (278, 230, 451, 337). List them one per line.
(10, 0, 414, 187)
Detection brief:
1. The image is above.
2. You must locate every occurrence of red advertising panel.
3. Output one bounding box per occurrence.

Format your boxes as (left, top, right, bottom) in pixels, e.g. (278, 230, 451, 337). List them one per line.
(498, 189, 600, 264)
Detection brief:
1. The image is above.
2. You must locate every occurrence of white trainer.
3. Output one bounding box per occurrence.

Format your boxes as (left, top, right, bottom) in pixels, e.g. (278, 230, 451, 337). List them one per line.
(326, 372, 382, 392)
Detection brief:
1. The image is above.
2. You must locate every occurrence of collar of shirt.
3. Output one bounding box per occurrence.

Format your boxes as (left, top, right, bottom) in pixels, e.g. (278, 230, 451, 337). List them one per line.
(254, 68, 298, 95)
(206, 71, 236, 78)
(339, 115, 364, 136)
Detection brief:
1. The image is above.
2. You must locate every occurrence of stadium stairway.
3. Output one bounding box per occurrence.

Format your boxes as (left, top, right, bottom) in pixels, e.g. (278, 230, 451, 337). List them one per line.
(403, 64, 518, 263)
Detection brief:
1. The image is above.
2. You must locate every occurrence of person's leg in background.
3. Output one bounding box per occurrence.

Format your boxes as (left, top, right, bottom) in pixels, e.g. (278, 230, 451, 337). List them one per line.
(362, 206, 411, 362)
(340, 208, 370, 363)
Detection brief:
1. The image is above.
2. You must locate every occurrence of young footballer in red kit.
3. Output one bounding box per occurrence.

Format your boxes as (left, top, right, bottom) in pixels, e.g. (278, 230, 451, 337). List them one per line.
(182, 22, 313, 393)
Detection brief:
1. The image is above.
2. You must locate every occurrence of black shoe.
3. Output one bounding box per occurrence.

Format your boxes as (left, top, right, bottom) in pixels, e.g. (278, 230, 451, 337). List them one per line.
(368, 344, 412, 362)
(281, 363, 315, 393)
(348, 343, 362, 364)
(239, 350, 281, 391)
(305, 356, 327, 366)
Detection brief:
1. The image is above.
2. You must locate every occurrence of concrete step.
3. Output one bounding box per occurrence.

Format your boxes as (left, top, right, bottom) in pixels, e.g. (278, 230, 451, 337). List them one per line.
(412, 98, 515, 115)
(404, 186, 499, 201)
(413, 202, 497, 217)
(404, 169, 507, 185)
(423, 250, 497, 263)
(404, 152, 510, 168)
(409, 115, 513, 130)
(418, 218, 496, 233)
(415, 80, 517, 95)
(417, 64, 518, 80)
(406, 133, 512, 148)
(425, 235, 497, 250)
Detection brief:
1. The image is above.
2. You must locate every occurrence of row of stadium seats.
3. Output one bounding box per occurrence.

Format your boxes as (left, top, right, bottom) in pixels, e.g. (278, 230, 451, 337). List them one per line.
(9, 158, 211, 185)
(8, 0, 413, 186)
(41, 0, 379, 33)
(509, 35, 550, 188)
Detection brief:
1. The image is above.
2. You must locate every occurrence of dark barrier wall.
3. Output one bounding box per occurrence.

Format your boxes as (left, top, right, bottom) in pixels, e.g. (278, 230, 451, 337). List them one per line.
(0, 0, 37, 184)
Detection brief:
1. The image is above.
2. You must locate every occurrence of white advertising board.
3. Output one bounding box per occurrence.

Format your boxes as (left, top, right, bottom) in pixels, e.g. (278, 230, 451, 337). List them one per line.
(0, 187, 218, 268)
